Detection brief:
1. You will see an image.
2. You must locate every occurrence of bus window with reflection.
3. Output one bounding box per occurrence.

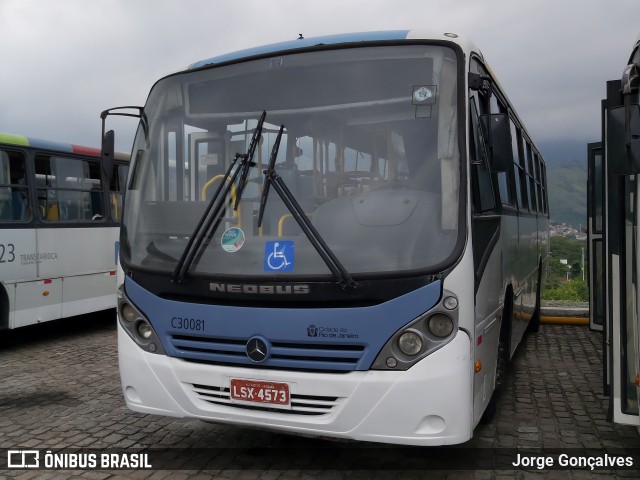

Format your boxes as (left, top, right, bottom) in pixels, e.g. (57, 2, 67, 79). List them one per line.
(35, 155, 104, 221)
(0, 150, 30, 222)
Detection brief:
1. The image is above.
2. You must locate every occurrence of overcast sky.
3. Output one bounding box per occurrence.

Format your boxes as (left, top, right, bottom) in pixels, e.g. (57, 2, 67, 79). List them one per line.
(0, 0, 637, 154)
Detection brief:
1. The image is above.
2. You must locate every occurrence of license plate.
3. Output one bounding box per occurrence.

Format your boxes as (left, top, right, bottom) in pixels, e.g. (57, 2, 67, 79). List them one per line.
(230, 379, 291, 408)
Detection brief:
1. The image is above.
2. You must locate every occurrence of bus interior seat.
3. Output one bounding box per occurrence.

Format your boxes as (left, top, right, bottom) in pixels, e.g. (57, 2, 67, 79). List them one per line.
(311, 188, 443, 269)
(260, 165, 321, 236)
(11, 191, 26, 220)
(47, 203, 60, 220)
(0, 191, 28, 221)
(90, 191, 104, 220)
(63, 202, 75, 220)
(142, 201, 208, 237)
(0, 199, 10, 221)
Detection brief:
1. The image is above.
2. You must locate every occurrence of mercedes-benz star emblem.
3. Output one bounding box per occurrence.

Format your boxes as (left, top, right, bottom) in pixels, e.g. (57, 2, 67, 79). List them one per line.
(246, 337, 269, 363)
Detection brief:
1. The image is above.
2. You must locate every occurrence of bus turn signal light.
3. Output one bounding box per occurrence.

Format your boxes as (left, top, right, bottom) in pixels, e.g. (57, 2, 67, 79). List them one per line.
(474, 360, 482, 373)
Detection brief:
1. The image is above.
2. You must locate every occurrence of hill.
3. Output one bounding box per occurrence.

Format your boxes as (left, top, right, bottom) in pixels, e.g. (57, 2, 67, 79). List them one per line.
(546, 161, 587, 228)
(538, 139, 588, 229)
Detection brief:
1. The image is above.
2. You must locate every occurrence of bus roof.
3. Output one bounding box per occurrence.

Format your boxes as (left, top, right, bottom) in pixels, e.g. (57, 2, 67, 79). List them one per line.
(189, 30, 478, 70)
(628, 32, 640, 63)
(0, 132, 102, 157)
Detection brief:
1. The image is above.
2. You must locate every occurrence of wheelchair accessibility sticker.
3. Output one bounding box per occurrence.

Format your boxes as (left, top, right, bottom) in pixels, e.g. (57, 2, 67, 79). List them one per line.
(264, 241, 294, 271)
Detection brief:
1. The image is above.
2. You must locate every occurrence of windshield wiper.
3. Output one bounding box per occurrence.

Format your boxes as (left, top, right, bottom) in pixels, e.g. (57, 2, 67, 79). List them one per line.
(172, 111, 267, 284)
(257, 125, 358, 291)
(234, 111, 266, 209)
(257, 125, 283, 228)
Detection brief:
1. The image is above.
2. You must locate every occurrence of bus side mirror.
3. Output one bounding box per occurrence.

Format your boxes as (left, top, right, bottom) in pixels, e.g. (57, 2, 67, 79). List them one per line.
(622, 63, 640, 95)
(480, 113, 513, 172)
(609, 63, 640, 175)
(608, 104, 640, 175)
(102, 130, 115, 182)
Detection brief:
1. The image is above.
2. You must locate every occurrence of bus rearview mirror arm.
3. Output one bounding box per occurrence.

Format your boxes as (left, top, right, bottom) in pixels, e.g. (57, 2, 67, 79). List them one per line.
(99, 106, 145, 181)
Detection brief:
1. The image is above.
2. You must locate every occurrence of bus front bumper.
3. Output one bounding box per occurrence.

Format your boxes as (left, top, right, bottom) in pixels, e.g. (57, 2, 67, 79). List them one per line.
(118, 324, 473, 446)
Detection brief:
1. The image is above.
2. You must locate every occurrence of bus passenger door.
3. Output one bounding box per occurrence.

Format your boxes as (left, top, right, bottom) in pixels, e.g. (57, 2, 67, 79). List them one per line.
(588, 142, 605, 333)
(607, 171, 640, 426)
(606, 79, 640, 426)
(587, 139, 610, 400)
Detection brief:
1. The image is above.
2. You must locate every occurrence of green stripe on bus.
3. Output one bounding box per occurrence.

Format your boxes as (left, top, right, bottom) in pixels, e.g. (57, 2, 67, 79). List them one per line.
(0, 133, 29, 146)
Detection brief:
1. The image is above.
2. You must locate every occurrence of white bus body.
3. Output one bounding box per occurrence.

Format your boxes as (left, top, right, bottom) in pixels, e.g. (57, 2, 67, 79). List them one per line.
(110, 31, 549, 445)
(0, 134, 128, 329)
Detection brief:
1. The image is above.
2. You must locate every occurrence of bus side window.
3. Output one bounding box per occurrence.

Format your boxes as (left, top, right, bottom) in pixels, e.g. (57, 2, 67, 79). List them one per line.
(36, 155, 60, 220)
(0, 150, 13, 220)
(0, 150, 29, 222)
(525, 140, 538, 213)
(35, 155, 104, 222)
(110, 164, 129, 222)
(510, 119, 528, 211)
(469, 97, 495, 212)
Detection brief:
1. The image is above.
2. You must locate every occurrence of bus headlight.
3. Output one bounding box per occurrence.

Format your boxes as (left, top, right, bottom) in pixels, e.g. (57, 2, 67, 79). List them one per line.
(137, 322, 153, 339)
(371, 289, 459, 371)
(427, 314, 454, 338)
(398, 330, 423, 356)
(117, 287, 165, 355)
(121, 303, 137, 322)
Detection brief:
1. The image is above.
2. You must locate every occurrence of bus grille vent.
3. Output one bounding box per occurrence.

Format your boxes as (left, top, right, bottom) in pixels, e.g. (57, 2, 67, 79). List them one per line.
(170, 334, 366, 372)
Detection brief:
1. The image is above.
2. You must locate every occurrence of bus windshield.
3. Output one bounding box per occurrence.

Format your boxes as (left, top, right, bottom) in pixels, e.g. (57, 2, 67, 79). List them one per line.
(122, 45, 461, 278)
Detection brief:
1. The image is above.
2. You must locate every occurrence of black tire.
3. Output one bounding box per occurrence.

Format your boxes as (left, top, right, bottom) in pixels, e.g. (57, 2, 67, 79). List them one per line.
(527, 263, 543, 334)
(480, 340, 508, 424)
(481, 389, 498, 423)
(482, 295, 512, 424)
(0, 285, 9, 330)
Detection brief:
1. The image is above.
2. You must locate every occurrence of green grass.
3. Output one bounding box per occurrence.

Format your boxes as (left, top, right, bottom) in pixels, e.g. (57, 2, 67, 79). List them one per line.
(544, 236, 588, 301)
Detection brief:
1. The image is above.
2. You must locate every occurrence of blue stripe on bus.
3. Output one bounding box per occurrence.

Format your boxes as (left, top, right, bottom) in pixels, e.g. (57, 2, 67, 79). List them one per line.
(25, 137, 74, 153)
(189, 30, 410, 69)
(124, 275, 441, 372)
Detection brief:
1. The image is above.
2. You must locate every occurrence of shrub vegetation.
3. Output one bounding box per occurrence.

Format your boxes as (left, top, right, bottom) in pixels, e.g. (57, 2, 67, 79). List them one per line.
(543, 236, 588, 302)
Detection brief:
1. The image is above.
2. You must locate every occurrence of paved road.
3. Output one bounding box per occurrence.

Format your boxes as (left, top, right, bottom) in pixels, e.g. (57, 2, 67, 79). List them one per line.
(1, 313, 639, 479)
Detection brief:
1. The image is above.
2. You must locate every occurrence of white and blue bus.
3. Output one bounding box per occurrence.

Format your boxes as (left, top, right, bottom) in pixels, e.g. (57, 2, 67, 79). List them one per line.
(0, 133, 128, 329)
(105, 31, 549, 445)
(588, 34, 640, 427)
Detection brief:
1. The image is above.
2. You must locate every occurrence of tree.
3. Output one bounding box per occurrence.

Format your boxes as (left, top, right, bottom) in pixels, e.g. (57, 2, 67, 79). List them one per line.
(543, 236, 588, 301)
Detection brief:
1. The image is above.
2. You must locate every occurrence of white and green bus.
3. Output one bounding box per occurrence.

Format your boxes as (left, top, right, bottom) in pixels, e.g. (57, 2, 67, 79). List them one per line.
(0, 133, 128, 329)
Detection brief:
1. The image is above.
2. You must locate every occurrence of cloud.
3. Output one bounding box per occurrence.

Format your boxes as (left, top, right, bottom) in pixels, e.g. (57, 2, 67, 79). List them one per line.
(0, 0, 638, 151)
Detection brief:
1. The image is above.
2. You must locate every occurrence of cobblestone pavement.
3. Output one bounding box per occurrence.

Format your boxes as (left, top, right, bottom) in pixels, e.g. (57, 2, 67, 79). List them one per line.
(1, 313, 639, 479)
